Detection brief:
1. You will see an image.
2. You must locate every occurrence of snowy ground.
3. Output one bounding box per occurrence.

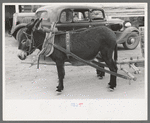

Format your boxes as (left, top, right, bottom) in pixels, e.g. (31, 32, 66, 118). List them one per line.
(4, 35, 146, 100)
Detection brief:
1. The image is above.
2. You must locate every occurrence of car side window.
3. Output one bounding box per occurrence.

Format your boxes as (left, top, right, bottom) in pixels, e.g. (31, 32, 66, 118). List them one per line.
(73, 11, 90, 22)
(90, 10, 104, 21)
(60, 9, 73, 23)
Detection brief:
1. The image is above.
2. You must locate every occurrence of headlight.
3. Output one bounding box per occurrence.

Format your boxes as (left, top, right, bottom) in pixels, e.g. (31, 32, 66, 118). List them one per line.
(125, 22, 131, 27)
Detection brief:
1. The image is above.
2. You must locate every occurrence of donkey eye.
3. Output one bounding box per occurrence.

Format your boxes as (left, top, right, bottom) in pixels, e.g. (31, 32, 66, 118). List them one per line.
(21, 39, 26, 43)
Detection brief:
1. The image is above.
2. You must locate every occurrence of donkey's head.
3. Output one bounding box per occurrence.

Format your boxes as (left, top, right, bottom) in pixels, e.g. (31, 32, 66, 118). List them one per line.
(17, 18, 42, 60)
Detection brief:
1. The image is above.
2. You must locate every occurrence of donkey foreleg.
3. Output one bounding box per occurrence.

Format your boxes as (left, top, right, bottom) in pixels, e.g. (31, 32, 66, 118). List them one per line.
(96, 66, 105, 79)
(56, 60, 65, 92)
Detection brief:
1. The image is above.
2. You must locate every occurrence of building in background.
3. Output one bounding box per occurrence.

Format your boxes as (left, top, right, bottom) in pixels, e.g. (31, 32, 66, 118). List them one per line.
(5, 5, 15, 34)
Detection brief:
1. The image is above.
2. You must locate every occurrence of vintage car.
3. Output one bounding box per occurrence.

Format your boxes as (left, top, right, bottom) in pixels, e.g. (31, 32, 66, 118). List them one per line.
(11, 4, 140, 50)
(11, 12, 35, 41)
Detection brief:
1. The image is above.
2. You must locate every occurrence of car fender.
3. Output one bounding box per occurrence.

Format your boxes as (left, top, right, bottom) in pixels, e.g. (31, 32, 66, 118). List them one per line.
(11, 23, 27, 39)
(116, 26, 140, 44)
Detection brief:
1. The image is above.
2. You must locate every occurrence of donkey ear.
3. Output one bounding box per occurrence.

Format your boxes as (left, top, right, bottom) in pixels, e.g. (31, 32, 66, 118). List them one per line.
(26, 18, 39, 28)
(39, 18, 43, 23)
(37, 18, 43, 27)
(34, 18, 43, 29)
(33, 18, 40, 25)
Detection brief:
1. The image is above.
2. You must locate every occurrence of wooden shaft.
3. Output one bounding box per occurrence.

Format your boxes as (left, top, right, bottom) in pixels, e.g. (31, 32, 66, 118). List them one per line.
(92, 60, 108, 67)
(117, 59, 144, 65)
(51, 43, 131, 80)
(92, 59, 144, 67)
(129, 64, 141, 74)
(121, 68, 137, 81)
(130, 64, 140, 71)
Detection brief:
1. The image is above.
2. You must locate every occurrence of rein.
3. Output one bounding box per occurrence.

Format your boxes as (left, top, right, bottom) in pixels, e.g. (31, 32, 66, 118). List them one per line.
(23, 31, 44, 55)
(29, 22, 56, 68)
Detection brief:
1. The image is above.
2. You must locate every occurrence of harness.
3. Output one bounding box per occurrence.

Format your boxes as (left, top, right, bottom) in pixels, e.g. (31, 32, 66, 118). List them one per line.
(38, 30, 71, 59)
(24, 22, 88, 68)
(23, 31, 34, 54)
(35, 22, 56, 57)
(42, 33, 55, 57)
(23, 30, 45, 55)
(66, 31, 71, 58)
(21, 22, 135, 81)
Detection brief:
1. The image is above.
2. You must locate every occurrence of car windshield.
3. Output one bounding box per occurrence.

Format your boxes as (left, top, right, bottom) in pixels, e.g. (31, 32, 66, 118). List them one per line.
(36, 11, 48, 19)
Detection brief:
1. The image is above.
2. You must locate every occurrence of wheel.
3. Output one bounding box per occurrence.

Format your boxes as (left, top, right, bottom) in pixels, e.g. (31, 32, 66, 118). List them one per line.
(16, 27, 27, 42)
(123, 33, 140, 50)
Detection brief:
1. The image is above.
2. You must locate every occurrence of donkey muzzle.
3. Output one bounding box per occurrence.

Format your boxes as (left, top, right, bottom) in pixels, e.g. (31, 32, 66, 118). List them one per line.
(17, 50, 27, 60)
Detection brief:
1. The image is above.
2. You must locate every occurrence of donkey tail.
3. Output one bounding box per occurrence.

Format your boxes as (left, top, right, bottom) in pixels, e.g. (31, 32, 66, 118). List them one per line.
(114, 44, 118, 62)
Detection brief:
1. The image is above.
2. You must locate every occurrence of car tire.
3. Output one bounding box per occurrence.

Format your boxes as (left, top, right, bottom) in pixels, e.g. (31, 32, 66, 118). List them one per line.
(16, 27, 27, 42)
(123, 33, 140, 50)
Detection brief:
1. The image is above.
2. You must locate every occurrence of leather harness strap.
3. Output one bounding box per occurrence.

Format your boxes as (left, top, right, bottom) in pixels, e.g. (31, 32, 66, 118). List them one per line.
(66, 31, 71, 58)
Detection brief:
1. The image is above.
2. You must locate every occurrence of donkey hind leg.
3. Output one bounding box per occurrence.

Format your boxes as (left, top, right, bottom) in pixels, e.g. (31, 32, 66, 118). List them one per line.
(56, 60, 65, 92)
(96, 52, 105, 79)
(101, 50, 117, 90)
(105, 59, 117, 90)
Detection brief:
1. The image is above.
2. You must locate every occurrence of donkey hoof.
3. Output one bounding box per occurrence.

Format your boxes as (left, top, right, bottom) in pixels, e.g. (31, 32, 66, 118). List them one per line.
(56, 90, 63, 95)
(108, 86, 116, 92)
(107, 84, 116, 91)
(97, 75, 104, 79)
(56, 89, 62, 92)
(108, 87, 115, 92)
(99, 76, 103, 79)
(56, 86, 64, 92)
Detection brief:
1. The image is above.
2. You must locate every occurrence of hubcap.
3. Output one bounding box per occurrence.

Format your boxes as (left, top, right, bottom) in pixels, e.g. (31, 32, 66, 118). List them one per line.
(128, 37, 135, 45)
